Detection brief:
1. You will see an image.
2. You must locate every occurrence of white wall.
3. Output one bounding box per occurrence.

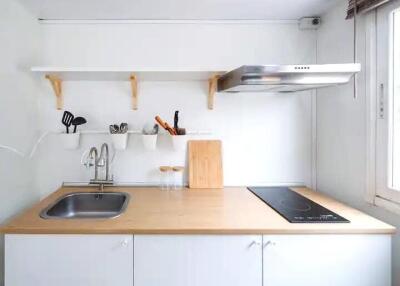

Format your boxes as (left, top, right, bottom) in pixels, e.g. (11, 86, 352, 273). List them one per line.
(316, 1, 400, 285)
(34, 22, 317, 196)
(0, 0, 42, 284)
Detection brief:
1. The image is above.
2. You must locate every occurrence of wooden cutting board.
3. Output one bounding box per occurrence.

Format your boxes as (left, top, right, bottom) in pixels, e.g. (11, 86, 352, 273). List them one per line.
(188, 140, 223, 189)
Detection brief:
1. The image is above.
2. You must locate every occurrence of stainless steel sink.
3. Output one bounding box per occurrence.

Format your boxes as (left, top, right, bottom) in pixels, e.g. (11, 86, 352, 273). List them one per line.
(40, 192, 130, 219)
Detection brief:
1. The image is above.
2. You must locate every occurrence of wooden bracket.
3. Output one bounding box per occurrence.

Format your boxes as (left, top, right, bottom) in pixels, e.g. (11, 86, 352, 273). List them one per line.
(208, 75, 219, 110)
(45, 75, 63, 110)
(130, 74, 138, 110)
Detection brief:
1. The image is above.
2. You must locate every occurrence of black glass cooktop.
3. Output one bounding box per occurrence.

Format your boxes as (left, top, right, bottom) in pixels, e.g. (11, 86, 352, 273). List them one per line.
(248, 187, 349, 223)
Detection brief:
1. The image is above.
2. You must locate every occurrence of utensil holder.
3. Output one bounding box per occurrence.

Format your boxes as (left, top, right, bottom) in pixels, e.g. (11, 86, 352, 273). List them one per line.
(110, 133, 128, 150)
(60, 132, 80, 150)
(142, 134, 158, 151)
(171, 135, 187, 151)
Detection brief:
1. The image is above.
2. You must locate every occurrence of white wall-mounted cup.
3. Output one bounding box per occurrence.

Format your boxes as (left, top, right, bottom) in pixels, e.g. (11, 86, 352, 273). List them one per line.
(142, 134, 158, 151)
(60, 132, 80, 150)
(110, 133, 128, 151)
(171, 135, 187, 151)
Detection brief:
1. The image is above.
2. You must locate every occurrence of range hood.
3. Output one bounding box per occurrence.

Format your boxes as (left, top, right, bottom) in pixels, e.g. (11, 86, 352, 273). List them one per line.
(217, 63, 361, 93)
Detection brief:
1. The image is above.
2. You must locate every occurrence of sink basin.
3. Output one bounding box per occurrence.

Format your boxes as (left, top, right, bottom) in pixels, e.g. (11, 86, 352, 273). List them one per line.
(40, 192, 130, 219)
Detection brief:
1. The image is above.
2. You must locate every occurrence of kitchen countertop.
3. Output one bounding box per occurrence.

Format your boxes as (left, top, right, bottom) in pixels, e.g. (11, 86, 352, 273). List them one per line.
(0, 186, 395, 234)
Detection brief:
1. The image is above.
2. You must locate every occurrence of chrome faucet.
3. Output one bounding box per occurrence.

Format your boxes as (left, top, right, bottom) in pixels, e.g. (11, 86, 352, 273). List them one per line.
(89, 143, 113, 190)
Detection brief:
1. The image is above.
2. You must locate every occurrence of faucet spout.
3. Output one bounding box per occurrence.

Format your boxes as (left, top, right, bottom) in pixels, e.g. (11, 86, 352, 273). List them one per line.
(88, 147, 99, 181)
(89, 143, 113, 189)
(99, 143, 110, 181)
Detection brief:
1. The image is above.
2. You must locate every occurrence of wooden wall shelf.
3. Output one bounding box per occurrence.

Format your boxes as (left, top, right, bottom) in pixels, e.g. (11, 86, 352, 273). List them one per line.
(45, 75, 63, 110)
(32, 67, 225, 110)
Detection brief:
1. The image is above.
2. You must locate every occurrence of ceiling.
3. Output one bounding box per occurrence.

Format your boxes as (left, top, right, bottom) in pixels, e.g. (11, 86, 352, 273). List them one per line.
(18, 0, 340, 20)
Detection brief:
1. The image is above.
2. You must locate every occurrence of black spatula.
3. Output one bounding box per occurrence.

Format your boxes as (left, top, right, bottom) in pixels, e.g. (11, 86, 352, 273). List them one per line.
(62, 111, 74, 134)
(72, 117, 87, 133)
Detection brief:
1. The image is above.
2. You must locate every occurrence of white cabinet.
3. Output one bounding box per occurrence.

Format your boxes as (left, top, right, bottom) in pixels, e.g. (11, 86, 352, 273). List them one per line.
(262, 235, 391, 286)
(5, 234, 133, 286)
(134, 235, 262, 286)
(5, 233, 391, 286)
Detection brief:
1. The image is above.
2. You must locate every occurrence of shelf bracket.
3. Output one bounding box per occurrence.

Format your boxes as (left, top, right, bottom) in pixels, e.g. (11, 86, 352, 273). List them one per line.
(130, 74, 138, 110)
(45, 75, 63, 110)
(208, 75, 219, 110)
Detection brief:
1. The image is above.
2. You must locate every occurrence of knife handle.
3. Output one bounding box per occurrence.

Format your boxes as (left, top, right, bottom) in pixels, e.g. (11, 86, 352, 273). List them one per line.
(155, 116, 177, 135)
(174, 111, 179, 131)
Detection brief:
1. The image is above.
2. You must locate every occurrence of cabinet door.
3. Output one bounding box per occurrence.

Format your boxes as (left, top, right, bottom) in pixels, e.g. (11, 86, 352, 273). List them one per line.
(5, 234, 133, 286)
(134, 235, 262, 286)
(263, 234, 391, 286)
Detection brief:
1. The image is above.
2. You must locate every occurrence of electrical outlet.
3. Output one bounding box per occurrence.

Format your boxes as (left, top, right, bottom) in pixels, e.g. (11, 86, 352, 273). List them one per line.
(298, 17, 321, 30)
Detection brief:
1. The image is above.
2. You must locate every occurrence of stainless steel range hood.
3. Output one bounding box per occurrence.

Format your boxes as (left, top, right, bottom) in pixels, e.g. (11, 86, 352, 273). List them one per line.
(217, 64, 361, 93)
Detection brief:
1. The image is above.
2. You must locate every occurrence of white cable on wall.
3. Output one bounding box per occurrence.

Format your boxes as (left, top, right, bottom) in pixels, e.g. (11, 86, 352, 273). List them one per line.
(28, 131, 50, 158)
(0, 131, 50, 159)
(0, 145, 25, 157)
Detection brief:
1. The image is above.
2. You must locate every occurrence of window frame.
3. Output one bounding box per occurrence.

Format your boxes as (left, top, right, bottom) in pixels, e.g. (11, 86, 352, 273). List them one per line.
(366, 0, 400, 214)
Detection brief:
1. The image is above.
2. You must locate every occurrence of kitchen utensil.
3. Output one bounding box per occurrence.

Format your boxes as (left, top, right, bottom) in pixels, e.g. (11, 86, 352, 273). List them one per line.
(143, 123, 151, 134)
(188, 140, 223, 189)
(174, 111, 179, 132)
(155, 116, 177, 135)
(109, 125, 118, 134)
(120, 123, 128, 134)
(143, 123, 159, 135)
(71, 117, 87, 133)
(110, 123, 128, 135)
(153, 124, 159, 134)
(174, 110, 186, 135)
(177, 128, 186, 135)
(173, 111, 186, 135)
(62, 111, 74, 134)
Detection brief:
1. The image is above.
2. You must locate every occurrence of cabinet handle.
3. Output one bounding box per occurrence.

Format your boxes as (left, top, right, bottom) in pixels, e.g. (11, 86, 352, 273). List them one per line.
(248, 240, 261, 248)
(263, 241, 276, 249)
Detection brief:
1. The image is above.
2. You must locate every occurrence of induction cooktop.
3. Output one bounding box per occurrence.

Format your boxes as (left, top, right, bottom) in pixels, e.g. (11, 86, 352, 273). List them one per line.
(248, 187, 349, 223)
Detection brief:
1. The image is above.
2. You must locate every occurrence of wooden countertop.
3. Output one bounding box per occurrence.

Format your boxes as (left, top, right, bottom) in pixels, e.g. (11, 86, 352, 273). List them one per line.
(0, 187, 395, 234)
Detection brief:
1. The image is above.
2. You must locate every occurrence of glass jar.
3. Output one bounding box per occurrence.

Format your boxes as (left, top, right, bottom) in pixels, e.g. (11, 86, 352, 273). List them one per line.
(159, 166, 173, 191)
(172, 166, 185, 190)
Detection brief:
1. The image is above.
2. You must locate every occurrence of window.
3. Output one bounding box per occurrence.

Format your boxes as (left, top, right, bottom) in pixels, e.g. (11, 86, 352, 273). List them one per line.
(391, 9, 400, 190)
(369, 0, 400, 212)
